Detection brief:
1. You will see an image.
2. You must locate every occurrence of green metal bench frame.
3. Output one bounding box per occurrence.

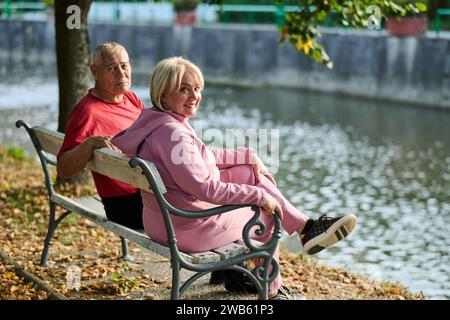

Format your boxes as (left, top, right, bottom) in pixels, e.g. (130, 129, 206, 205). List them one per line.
(16, 120, 282, 300)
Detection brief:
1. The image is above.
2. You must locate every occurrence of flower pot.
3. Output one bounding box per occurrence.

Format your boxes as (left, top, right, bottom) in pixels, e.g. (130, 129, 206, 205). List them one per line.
(175, 11, 197, 25)
(386, 16, 427, 36)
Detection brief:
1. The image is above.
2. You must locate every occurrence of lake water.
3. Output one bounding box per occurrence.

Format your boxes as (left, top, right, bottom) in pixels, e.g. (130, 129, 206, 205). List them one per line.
(1, 79, 449, 299)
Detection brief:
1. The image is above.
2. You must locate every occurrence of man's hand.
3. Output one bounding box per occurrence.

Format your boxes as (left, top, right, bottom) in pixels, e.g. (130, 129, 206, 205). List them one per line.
(57, 136, 122, 179)
(85, 136, 122, 153)
(252, 153, 277, 186)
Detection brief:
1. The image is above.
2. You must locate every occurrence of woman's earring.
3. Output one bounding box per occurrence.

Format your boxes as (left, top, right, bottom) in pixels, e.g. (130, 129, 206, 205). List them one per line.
(161, 101, 170, 111)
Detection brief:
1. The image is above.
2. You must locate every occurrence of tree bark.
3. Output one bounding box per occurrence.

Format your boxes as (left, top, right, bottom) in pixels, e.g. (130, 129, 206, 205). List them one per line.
(55, 0, 92, 133)
(55, 0, 92, 185)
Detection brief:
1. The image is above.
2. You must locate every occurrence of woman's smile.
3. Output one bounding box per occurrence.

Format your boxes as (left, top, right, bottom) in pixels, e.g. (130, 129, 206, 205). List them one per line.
(162, 70, 203, 119)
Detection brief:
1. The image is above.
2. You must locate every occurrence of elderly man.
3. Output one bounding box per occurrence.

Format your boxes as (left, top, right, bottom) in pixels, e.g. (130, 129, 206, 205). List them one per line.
(57, 42, 145, 229)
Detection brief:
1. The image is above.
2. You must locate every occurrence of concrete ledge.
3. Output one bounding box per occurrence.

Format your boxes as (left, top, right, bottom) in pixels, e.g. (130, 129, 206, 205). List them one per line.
(0, 19, 449, 108)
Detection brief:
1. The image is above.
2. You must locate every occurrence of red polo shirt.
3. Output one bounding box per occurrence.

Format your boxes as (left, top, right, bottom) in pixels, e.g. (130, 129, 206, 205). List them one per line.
(57, 89, 144, 198)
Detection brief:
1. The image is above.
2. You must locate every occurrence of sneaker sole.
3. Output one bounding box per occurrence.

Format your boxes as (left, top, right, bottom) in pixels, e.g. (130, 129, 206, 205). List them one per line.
(303, 214, 357, 255)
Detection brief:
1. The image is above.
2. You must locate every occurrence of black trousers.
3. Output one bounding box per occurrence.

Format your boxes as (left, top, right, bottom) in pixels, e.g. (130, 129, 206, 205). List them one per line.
(101, 191, 144, 229)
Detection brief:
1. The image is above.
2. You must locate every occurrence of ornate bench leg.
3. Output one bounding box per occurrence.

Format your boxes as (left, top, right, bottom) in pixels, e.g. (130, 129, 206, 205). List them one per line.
(40, 203, 73, 267)
(252, 257, 275, 300)
(40, 202, 57, 267)
(258, 278, 269, 300)
(170, 259, 181, 300)
(119, 237, 134, 261)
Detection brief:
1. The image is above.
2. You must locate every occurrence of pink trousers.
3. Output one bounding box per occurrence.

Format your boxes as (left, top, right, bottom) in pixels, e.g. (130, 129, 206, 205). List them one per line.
(175, 164, 309, 295)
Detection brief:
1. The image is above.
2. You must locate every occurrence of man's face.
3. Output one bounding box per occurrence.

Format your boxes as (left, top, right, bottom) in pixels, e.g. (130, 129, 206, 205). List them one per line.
(91, 48, 131, 98)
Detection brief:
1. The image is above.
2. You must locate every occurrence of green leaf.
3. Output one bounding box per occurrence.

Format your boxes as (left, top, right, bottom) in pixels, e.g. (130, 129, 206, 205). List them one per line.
(408, 4, 419, 14)
(111, 272, 121, 281)
(389, 1, 403, 13)
(312, 48, 322, 61)
(415, 3, 427, 12)
(317, 11, 327, 21)
(277, 0, 426, 68)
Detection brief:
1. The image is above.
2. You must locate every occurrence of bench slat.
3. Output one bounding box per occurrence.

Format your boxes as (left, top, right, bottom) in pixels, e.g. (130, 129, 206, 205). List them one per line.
(53, 194, 249, 265)
(33, 126, 166, 194)
(86, 148, 156, 193)
(101, 220, 179, 262)
(76, 196, 106, 214)
(75, 197, 234, 265)
(235, 239, 264, 250)
(34, 126, 64, 155)
(52, 194, 219, 264)
(190, 251, 222, 264)
(212, 242, 248, 260)
(51, 194, 108, 224)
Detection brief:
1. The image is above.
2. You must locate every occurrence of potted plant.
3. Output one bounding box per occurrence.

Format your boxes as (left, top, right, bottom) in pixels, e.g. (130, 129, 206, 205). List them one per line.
(41, 0, 55, 19)
(385, 0, 429, 36)
(173, 0, 201, 25)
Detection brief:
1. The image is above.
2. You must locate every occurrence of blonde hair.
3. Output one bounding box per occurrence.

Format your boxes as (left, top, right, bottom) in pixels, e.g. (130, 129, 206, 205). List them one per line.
(150, 57, 204, 112)
(92, 42, 127, 66)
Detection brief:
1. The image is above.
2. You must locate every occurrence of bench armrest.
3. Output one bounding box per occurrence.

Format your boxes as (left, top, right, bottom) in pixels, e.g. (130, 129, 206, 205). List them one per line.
(165, 202, 251, 218)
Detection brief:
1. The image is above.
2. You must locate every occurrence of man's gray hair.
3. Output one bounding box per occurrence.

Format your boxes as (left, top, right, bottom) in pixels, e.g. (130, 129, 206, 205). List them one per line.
(92, 42, 127, 66)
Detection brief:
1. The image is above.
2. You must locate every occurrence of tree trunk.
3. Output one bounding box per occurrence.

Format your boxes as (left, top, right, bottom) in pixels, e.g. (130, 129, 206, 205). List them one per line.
(55, 0, 92, 185)
(55, 0, 92, 133)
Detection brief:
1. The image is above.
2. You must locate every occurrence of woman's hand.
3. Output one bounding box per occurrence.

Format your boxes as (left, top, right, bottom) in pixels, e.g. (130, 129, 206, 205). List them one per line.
(262, 193, 283, 220)
(252, 153, 277, 186)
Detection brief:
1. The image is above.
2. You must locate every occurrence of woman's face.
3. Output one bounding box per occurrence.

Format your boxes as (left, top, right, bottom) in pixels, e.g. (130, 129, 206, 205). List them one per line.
(162, 70, 202, 119)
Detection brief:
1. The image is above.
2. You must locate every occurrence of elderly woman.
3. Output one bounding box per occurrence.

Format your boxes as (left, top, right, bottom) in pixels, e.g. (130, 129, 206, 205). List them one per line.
(112, 57, 357, 299)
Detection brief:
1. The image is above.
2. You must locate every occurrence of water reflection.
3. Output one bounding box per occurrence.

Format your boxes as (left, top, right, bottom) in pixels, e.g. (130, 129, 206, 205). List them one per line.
(1, 81, 449, 299)
(204, 86, 450, 151)
(199, 87, 450, 300)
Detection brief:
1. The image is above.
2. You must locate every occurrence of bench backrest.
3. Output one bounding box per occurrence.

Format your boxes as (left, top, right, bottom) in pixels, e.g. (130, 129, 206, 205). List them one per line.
(33, 126, 166, 194)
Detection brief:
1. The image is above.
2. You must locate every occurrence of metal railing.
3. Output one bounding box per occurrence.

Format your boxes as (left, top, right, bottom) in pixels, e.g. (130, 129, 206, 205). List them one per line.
(3, 1, 445, 33)
(213, 4, 300, 27)
(0, 1, 47, 18)
(0, 1, 302, 26)
(435, 8, 450, 34)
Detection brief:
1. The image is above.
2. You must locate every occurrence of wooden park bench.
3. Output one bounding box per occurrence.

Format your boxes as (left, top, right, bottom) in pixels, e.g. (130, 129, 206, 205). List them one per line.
(16, 120, 282, 300)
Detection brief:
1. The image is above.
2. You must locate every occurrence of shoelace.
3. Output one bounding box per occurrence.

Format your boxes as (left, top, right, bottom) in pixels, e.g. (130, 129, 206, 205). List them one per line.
(300, 214, 336, 240)
(318, 214, 332, 221)
(313, 214, 338, 233)
(317, 214, 339, 227)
